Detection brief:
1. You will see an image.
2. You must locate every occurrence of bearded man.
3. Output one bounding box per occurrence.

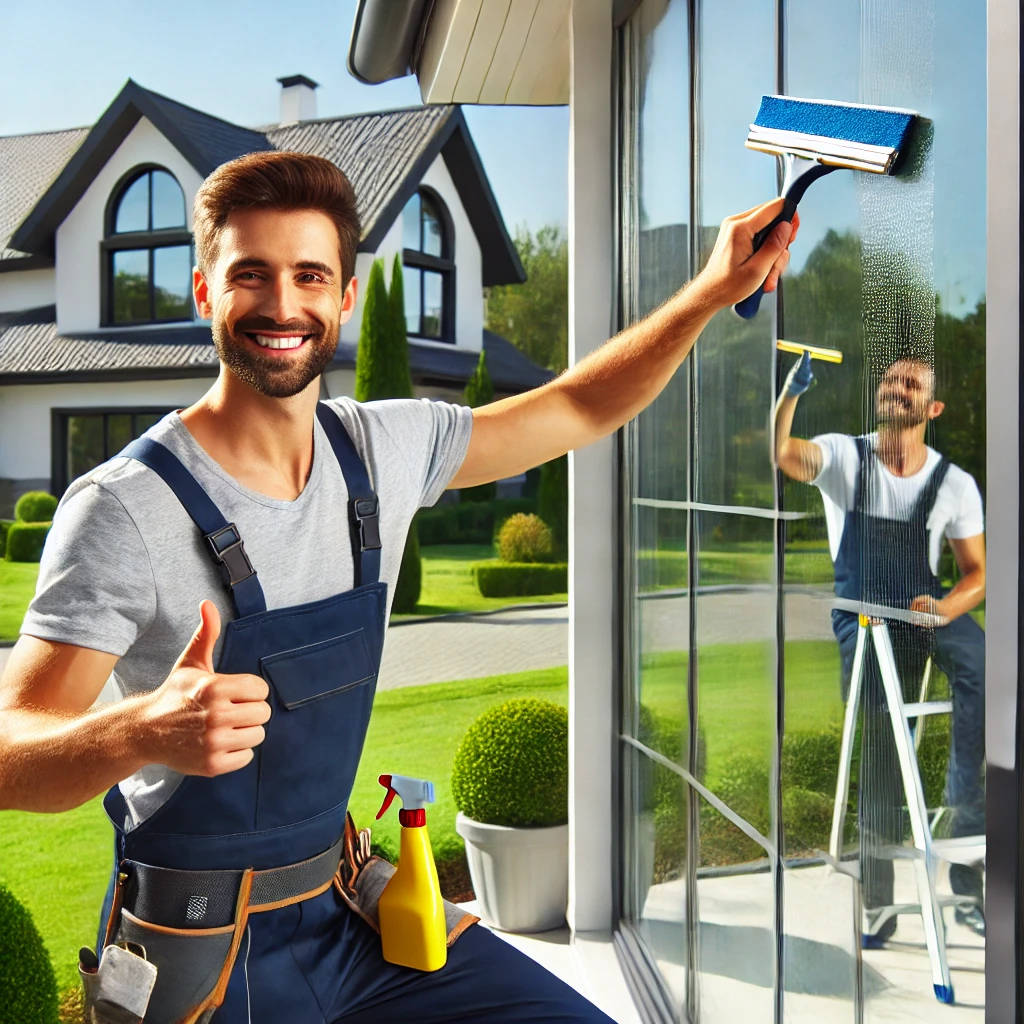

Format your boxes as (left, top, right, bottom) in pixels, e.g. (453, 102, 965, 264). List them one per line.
(775, 352, 986, 944)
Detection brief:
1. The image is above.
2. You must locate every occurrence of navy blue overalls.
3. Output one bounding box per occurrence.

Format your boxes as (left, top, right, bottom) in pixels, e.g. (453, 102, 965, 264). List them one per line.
(97, 403, 613, 1024)
(830, 437, 985, 922)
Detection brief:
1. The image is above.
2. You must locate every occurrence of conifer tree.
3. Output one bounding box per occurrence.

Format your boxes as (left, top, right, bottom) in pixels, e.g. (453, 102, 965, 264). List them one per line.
(460, 350, 496, 502)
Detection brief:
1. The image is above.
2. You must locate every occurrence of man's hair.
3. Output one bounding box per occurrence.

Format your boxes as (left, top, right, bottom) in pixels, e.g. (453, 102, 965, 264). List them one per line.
(193, 151, 360, 284)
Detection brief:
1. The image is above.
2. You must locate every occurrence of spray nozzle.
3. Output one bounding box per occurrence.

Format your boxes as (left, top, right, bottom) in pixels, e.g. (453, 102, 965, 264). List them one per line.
(377, 774, 435, 827)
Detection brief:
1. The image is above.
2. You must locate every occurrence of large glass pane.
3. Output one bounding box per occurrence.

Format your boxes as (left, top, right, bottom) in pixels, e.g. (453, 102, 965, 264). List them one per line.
(422, 270, 443, 337)
(111, 249, 150, 323)
(67, 416, 104, 482)
(151, 170, 185, 230)
(404, 268, 421, 335)
(695, 793, 774, 1021)
(625, 747, 688, 1015)
(153, 245, 192, 320)
(114, 173, 149, 233)
(105, 414, 133, 455)
(402, 192, 421, 250)
(421, 195, 444, 257)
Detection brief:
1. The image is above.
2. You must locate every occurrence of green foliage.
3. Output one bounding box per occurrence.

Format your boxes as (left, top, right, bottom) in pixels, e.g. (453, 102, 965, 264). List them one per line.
(496, 512, 553, 563)
(451, 698, 568, 827)
(460, 350, 497, 502)
(4, 522, 50, 563)
(15, 491, 57, 523)
(0, 520, 11, 558)
(392, 522, 422, 613)
(0, 882, 58, 1024)
(485, 224, 568, 373)
(355, 259, 414, 402)
(474, 562, 567, 598)
(417, 499, 535, 545)
(537, 455, 567, 557)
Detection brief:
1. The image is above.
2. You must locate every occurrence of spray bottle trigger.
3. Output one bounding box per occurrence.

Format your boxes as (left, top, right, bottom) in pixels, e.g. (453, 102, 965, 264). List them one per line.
(376, 774, 397, 820)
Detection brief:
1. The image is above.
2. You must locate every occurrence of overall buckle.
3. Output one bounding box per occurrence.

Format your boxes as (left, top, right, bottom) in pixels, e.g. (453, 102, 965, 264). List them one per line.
(204, 523, 256, 587)
(351, 496, 381, 552)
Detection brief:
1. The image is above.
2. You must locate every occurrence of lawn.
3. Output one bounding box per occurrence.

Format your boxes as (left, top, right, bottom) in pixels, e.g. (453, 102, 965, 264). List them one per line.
(0, 560, 38, 643)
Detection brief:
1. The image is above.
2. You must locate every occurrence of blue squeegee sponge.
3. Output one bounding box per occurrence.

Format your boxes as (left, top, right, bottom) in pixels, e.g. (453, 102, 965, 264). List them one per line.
(755, 95, 915, 151)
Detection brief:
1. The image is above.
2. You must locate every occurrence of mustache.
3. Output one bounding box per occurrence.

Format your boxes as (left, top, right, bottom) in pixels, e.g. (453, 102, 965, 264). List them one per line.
(235, 316, 322, 335)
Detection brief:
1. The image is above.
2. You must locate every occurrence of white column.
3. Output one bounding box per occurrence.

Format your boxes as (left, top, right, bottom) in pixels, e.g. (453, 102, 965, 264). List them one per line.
(567, 0, 616, 935)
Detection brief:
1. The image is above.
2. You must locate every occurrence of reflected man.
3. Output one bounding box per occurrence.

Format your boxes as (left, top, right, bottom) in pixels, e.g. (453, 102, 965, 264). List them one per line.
(775, 352, 986, 940)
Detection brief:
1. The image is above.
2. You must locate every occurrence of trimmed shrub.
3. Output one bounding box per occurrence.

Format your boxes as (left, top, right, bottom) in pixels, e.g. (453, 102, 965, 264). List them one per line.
(14, 490, 57, 523)
(4, 521, 50, 562)
(473, 562, 567, 597)
(0, 882, 58, 1024)
(782, 787, 834, 853)
(0, 519, 12, 558)
(496, 513, 553, 563)
(451, 698, 567, 827)
(392, 523, 422, 614)
(417, 499, 535, 545)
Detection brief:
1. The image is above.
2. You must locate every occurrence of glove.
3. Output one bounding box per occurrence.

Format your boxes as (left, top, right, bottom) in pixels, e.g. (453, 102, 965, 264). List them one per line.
(783, 350, 814, 397)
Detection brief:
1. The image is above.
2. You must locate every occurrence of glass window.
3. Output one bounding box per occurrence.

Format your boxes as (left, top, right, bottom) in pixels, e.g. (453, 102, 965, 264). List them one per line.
(401, 189, 454, 341)
(58, 410, 175, 492)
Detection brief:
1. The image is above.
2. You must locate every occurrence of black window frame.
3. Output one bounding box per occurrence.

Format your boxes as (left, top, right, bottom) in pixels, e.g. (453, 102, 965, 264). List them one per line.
(402, 187, 456, 343)
(101, 165, 193, 327)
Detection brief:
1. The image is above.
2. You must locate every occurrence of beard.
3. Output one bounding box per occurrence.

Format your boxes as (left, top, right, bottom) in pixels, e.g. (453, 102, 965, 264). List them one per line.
(212, 315, 339, 398)
(876, 393, 928, 429)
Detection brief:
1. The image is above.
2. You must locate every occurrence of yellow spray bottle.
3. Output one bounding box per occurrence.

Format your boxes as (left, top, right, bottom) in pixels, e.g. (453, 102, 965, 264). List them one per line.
(375, 773, 447, 972)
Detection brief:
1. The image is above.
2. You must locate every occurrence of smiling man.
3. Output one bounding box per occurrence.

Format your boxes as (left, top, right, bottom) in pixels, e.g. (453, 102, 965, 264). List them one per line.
(0, 151, 794, 1022)
(775, 352, 987, 944)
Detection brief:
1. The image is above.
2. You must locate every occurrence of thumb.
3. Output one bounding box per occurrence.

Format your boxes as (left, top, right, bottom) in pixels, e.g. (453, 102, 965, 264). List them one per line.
(176, 599, 221, 671)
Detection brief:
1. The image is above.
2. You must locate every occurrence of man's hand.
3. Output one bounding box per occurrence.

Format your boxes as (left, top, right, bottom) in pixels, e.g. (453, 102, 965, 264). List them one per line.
(141, 601, 271, 777)
(909, 594, 951, 626)
(783, 351, 814, 397)
(695, 198, 799, 308)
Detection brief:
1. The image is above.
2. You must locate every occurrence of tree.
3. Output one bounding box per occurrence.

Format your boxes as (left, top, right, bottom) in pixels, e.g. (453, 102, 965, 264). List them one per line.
(459, 351, 497, 502)
(355, 258, 421, 611)
(485, 224, 568, 373)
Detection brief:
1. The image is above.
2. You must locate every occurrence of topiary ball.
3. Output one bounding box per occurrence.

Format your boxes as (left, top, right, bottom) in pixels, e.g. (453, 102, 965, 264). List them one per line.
(451, 698, 567, 828)
(14, 491, 57, 524)
(496, 513, 554, 564)
(0, 883, 58, 1024)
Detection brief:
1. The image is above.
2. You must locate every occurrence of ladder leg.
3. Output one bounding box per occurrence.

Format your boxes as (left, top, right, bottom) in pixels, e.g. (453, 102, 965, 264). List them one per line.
(872, 622, 954, 1004)
(830, 620, 868, 862)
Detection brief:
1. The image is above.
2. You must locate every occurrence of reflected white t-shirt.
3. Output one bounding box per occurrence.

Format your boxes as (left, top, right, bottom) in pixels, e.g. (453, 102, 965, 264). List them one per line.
(810, 432, 984, 574)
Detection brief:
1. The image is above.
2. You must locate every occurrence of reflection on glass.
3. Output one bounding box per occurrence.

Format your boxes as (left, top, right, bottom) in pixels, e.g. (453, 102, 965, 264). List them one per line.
(626, 748, 688, 1014)
(402, 192, 421, 250)
(422, 271, 443, 337)
(422, 196, 443, 257)
(153, 245, 192, 319)
(106, 414, 133, 455)
(67, 417, 104, 481)
(151, 170, 185, 229)
(114, 174, 149, 233)
(695, 793, 773, 1022)
(405, 270, 420, 335)
(112, 249, 149, 323)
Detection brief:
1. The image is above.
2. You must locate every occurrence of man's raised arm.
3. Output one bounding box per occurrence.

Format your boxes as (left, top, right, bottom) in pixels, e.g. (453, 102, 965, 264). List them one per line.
(774, 350, 824, 483)
(450, 198, 796, 489)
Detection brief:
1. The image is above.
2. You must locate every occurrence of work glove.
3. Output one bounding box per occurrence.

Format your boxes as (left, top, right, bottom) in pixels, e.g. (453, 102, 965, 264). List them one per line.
(783, 350, 814, 396)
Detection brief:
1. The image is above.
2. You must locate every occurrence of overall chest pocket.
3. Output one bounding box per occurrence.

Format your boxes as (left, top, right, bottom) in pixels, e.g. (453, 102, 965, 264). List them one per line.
(257, 630, 378, 829)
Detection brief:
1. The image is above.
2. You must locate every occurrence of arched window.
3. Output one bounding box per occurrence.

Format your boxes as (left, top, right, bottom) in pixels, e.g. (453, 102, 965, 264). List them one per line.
(401, 189, 454, 342)
(103, 167, 193, 325)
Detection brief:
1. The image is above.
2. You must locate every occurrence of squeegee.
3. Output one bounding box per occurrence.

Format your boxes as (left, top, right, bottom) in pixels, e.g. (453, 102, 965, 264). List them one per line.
(735, 95, 920, 319)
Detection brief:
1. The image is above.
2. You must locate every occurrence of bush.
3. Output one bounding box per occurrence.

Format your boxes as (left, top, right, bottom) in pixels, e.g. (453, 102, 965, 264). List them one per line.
(417, 499, 535, 546)
(0, 883, 58, 1024)
(496, 513, 553, 563)
(0, 519, 12, 558)
(537, 455, 567, 557)
(392, 522, 422, 614)
(473, 562, 567, 597)
(14, 490, 57, 523)
(4, 521, 50, 562)
(782, 788, 835, 853)
(451, 698, 567, 827)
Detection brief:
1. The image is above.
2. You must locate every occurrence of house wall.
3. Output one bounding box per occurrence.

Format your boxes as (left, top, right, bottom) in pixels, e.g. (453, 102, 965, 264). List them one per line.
(0, 268, 56, 314)
(55, 118, 204, 334)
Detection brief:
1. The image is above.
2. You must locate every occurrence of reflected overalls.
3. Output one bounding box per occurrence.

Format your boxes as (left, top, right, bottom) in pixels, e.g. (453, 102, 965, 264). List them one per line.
(97, 404, 611, 1024)
(830, 438, 985, 929)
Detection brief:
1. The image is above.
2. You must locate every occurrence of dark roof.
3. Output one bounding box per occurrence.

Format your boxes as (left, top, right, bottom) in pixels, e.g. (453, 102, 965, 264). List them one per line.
(0, 309, 550, 392)
(6, 82, 523, 285)
(0, 128, 90, 265)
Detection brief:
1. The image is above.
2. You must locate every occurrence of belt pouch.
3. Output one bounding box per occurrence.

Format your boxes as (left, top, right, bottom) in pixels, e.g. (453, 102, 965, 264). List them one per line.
(106, 865, 253, 1024)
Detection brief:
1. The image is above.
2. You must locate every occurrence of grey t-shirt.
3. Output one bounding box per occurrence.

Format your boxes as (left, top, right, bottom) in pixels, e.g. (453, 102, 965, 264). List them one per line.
(23, 396, 472, 825)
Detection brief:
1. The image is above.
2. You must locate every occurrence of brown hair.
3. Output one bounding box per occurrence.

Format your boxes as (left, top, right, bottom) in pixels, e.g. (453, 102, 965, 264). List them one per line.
(193, 151, 360, 284)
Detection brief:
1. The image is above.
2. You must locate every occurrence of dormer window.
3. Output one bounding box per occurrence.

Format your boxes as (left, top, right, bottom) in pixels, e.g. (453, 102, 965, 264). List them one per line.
(402, 189, 454, 342)
(103, 167, 193, 325)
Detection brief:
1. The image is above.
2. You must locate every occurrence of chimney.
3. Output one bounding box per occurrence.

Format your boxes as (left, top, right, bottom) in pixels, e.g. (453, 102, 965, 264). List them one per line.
(277, 74, 319, 124)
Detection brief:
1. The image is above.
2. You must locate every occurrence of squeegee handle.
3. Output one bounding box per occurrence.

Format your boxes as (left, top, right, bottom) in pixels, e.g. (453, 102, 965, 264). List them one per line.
(733, 197, 799, 320)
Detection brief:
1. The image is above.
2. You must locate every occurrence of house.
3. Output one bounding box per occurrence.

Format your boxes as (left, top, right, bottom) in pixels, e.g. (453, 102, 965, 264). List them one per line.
(350, 1, 1019, 1022)
(0, 76, 546, 514)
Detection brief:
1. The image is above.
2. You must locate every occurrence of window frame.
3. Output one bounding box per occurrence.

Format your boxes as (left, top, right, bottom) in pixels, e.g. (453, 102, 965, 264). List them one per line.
(100, 165, 193, 328)
(402, 187, 456, 343)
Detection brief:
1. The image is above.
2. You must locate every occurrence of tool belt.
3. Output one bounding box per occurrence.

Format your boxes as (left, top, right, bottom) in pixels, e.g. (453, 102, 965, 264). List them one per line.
(81, 816, 477, 1024)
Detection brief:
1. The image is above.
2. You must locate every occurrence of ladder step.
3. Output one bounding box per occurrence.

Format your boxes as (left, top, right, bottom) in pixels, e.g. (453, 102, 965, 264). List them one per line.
(903, 700, 953, 717)
(932, 836, 986, 865)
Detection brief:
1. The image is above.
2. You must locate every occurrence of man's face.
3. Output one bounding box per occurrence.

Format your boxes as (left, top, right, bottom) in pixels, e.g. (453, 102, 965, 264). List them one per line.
(193, 208, 357, 398)
(875, 360, 942, 428)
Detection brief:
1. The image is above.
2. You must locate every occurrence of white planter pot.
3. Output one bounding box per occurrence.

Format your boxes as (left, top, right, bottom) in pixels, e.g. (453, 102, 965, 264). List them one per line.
(456, 812, 568, 933)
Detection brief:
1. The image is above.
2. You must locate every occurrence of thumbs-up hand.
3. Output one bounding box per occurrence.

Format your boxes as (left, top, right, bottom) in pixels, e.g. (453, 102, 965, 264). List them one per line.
(142, 600, 271, 777)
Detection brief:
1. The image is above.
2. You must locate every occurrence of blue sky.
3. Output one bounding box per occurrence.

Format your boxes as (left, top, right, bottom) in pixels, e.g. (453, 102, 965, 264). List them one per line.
(0, 0, 569, 237)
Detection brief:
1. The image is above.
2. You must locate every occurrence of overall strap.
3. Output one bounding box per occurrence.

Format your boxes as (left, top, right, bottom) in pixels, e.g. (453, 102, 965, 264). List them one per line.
(852, 435, 871, 511)
(315, 403, 381, 587)
(912, 454, 952, 523)
(119, 438, 267, 618)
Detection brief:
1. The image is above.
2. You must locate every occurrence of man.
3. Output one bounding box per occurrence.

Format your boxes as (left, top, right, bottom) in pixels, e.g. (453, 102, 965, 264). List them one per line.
(0, 151, 794, 1022)
(775, 351, 986, 942)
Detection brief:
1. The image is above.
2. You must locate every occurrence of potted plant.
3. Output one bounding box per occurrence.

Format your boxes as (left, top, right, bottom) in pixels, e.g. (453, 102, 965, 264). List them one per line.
(452, 697, 568, 932)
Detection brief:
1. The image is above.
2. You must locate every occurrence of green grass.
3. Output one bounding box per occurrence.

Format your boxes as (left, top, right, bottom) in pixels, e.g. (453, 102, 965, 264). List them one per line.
(0, 560, 38, 643)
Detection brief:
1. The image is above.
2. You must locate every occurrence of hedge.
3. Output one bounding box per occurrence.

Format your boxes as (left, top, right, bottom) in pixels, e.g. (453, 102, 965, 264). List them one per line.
(418, 499, 535, 546)
(4, 521, 50, 562)
(473, 561, 567, 598)
(14, 490, 58, 523)
(0, 519, 12, 558)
